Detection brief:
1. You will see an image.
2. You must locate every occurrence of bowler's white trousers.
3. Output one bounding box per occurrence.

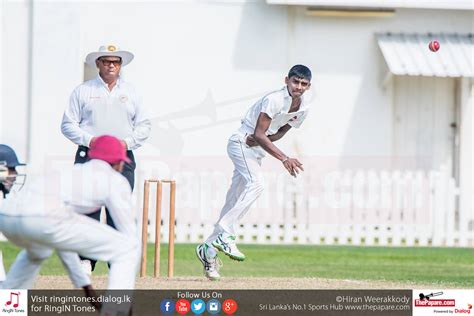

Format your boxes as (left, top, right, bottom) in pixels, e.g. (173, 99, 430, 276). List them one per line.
(205, 131, 265, 245)
(0, 209, 139, 289)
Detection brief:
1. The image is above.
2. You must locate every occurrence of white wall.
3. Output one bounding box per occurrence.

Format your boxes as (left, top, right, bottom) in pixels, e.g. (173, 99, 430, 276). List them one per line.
(2, 1, 472, 164)
(287, 6, 472, 159)
(1, 0, 30, 161)
(1, 1, 472, 208)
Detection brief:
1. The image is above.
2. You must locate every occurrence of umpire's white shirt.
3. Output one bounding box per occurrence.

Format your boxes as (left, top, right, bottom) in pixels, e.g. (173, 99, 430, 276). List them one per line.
(61, 75, 151, 150)
(0, 159, 136, 239)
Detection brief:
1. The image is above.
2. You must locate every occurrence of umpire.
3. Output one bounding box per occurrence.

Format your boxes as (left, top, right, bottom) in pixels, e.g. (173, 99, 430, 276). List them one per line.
(61, 44, 151, 274)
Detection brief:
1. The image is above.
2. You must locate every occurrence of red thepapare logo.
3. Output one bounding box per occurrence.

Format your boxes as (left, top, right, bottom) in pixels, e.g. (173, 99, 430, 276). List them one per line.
(222, 299, 238, 315)
(176, 299, 190, 315)
(415, 299, 456, 307)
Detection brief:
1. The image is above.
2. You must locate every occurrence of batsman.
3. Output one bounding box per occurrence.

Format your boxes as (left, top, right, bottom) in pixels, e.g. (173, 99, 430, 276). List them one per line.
(197, 64, 312, 280)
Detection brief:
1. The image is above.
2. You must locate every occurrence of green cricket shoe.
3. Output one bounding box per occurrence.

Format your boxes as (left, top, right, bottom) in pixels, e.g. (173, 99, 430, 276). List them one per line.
(212, 233, 246, 261)
(196, 244, 222, 281)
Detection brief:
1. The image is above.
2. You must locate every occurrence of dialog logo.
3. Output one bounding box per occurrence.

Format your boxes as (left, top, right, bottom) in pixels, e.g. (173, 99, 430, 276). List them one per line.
(455, 304, 473, 314)
(176, 299, 191, 315)
(223, 298, 238, 315)
(160, 299, 175, 314)
(191, 299, 206, 314)
(207, 299, 221, 315)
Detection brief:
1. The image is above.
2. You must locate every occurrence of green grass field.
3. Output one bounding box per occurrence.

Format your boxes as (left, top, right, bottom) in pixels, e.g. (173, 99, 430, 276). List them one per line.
(1, 241, 473, 287)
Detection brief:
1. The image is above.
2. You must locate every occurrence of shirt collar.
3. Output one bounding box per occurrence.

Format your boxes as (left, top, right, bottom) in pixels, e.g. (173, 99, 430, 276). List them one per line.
(283, 86, 291, 99)
(282, 86, 308, 113)
(280, 86, 291, 112)
(96, 75, 121, 89)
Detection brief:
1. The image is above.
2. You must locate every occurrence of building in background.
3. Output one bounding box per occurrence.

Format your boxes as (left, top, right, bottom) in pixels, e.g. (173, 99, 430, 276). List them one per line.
(1, 0, 472, 246)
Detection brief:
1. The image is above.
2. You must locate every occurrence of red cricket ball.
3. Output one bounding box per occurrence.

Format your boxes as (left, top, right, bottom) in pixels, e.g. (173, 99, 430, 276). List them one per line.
(428, 40, 440, 52)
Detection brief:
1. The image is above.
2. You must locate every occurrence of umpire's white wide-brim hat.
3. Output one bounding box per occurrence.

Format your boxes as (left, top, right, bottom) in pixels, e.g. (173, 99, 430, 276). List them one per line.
(85, 44, 134, 67)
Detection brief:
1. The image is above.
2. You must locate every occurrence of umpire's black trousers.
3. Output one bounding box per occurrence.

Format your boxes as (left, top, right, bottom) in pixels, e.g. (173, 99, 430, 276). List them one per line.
(74, 145, 136, 271)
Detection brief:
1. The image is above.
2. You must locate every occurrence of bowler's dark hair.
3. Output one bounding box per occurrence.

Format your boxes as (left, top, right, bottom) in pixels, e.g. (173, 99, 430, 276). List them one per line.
(288, 65, 312, 81)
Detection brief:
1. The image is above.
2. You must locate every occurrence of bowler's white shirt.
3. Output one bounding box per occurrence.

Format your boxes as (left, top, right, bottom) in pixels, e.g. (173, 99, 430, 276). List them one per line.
(0, 160, 136, 239)
(61, 75, 151, 150)
(240, 86, 309, 135)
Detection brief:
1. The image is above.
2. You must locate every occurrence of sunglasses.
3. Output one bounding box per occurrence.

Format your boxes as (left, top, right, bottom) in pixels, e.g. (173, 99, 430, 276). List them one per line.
(99, 58, 122, 66)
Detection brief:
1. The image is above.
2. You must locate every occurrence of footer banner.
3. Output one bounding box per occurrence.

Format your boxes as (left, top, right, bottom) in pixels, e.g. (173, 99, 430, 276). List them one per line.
(0, 289, 472, 315)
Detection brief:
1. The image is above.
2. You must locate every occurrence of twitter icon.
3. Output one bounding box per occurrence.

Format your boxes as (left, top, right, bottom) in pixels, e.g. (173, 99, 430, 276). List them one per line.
(191, 299, 206, 314)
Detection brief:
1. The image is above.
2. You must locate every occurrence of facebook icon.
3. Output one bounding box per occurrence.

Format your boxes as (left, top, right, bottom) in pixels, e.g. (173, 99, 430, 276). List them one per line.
(160, 299, 175, 314)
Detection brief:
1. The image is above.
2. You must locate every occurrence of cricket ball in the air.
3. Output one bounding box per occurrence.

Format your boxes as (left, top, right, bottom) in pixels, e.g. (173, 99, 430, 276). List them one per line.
(428, 40, 440, 52)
